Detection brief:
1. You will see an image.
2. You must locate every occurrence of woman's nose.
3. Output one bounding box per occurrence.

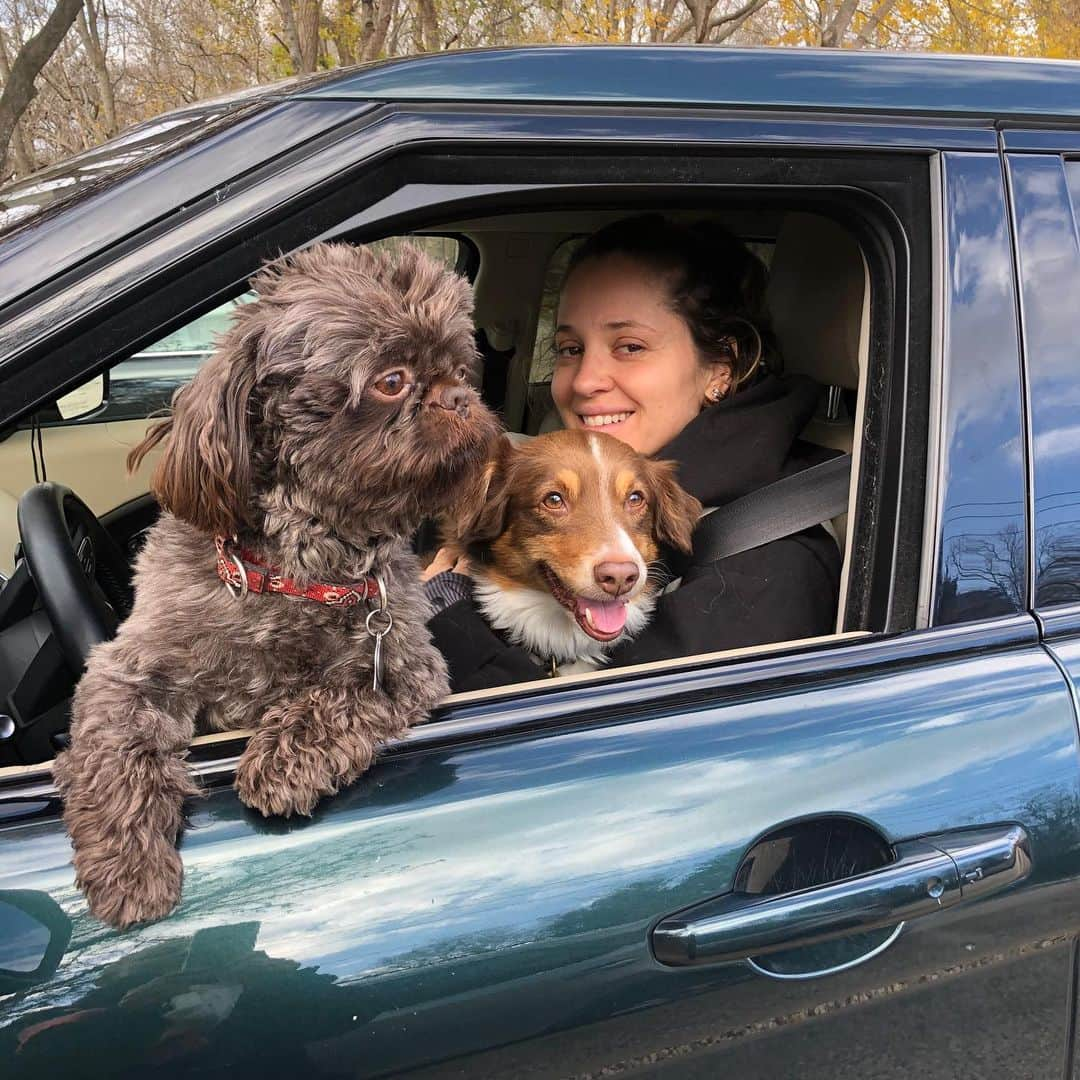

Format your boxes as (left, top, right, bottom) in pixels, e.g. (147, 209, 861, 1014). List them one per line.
(571, 347, 614, 397)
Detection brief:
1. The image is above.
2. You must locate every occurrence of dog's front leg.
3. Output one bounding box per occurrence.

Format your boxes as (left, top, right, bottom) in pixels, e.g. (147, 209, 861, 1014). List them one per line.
(236, 683, 416, 818)
(53, 663, 201, 929)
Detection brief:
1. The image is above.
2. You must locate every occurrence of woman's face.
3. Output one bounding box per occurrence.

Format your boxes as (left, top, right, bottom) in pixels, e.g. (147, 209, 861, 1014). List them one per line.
(552, 254, 729, 456)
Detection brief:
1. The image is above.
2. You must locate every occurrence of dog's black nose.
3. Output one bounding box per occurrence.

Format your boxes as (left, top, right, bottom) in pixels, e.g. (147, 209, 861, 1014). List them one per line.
(434, 384, 471, 414)
(594, 561, 639, 597)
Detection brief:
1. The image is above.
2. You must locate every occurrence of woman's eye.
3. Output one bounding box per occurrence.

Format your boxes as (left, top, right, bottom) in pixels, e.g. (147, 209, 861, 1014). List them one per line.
(555, 343, 582, 362)
(616, 342, 645, 356)
(541, 492, 565, 511)
(372, 371, 409, 397)
(626, 491, 646, 509)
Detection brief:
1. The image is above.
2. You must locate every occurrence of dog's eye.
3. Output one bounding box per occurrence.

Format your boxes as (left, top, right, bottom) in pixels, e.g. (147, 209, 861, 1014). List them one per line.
(372, 371, 410, 398)
(541, 492, 566, 511)
(626, 491, 646, 509)
(455, 365, 469, 382)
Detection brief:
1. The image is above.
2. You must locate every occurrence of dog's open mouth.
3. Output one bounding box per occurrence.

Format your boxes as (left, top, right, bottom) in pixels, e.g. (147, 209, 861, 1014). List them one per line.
(539, 563, 629, 642)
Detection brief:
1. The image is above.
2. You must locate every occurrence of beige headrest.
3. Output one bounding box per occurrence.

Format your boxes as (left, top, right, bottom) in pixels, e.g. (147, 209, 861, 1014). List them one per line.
(765, 213, 865, 390)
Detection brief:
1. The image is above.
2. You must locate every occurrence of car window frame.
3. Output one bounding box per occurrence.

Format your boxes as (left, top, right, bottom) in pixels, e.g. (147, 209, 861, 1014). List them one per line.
(0, 109, 939, 789)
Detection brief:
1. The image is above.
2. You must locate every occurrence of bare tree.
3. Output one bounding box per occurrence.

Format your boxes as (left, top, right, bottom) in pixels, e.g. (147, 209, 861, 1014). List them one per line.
(359, 0, 393, 59)
(0, 0, 84, 174)
(414, 0, 439, 51)
(664, 0, 771, 43)
(946, 522, 1027, 610)
(277, 0, 323, 72)
(0, 30, 36, 174)
(821, 0, 901, 46)
(75, 0, 116, 140)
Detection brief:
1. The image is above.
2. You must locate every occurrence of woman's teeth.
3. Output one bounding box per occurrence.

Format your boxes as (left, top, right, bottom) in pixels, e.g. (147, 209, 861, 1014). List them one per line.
(580, 412, 632, 428)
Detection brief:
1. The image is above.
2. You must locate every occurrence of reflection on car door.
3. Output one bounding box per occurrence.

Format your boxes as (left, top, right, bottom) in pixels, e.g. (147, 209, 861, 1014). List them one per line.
(3, 623, 1079, 1078)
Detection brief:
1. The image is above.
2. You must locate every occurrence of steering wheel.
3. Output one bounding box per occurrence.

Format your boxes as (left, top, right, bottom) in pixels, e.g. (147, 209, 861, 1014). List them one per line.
(16, 483, 133, 673)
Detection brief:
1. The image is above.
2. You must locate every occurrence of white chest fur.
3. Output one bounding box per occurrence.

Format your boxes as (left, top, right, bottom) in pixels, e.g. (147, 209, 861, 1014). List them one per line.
(473, 576, 655, 670)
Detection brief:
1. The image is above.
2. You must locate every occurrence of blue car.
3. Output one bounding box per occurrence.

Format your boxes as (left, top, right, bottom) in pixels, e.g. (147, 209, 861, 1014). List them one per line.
(2, 44, 1080, 1078)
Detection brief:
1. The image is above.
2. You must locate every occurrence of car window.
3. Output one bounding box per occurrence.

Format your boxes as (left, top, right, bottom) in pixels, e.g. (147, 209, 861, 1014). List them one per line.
(1009, 156, 1080, 608)
(23, 235, 467, 431)
(112, 295, 252, 424)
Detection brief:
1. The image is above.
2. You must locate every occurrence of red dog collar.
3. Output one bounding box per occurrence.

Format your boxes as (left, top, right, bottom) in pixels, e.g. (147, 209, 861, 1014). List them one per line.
(214, 535, 381, 607)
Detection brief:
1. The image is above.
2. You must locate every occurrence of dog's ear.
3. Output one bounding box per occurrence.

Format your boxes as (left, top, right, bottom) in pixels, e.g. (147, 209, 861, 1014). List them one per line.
(451, 435, 517, 544)
(128, 332, 258, 536)
(647, 458, 702, 555)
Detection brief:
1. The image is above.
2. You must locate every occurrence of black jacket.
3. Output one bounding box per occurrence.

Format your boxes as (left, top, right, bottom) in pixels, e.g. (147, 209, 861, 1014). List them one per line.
(428, 374, 842, 693)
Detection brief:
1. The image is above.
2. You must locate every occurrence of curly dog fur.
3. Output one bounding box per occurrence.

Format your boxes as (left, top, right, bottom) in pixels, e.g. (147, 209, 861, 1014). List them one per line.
(53, 242, 501, 928)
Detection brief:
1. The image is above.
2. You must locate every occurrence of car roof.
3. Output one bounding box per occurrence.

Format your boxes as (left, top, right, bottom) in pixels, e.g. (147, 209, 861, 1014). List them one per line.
(287, 44, 1080, 123)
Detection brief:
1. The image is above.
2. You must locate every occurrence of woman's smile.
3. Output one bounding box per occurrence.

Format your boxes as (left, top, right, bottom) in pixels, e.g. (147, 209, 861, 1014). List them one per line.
(578, 410, 634, 430)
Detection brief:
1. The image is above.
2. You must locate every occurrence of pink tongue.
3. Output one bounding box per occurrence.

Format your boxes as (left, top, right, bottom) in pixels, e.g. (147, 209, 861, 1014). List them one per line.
(575, 598, 628, 634)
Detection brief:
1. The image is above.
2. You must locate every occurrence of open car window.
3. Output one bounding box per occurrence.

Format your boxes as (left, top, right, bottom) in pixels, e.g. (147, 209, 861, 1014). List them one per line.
(0, 143, 927, 774)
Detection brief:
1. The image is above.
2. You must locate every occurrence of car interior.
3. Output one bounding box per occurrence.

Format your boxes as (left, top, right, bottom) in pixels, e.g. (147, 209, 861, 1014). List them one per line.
(0, 204, 872, 770)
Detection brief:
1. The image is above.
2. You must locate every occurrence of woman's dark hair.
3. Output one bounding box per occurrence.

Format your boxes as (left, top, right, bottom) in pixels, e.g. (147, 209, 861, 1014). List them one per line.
(563, 214, 775, 390)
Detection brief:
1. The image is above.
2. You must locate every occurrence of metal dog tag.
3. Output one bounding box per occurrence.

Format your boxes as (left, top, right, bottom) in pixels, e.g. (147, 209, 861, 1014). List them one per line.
(365, 574, 392, 692)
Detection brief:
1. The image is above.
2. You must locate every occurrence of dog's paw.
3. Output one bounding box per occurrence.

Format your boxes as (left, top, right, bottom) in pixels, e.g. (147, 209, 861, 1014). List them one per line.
(61, 744, 196, 929)
(74, 836, 184, 929)
(235, 726, 338, 818)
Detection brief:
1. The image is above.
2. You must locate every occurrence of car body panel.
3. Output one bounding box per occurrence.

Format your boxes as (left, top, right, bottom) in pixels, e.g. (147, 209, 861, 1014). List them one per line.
(0, 100, 376, 313)
(1000, 129, 1080, 153)
(2, 624, 1079, 1076)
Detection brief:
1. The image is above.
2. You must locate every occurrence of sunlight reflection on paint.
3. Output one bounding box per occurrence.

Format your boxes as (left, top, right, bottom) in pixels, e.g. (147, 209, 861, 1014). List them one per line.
(1, 646, 1077, 1053)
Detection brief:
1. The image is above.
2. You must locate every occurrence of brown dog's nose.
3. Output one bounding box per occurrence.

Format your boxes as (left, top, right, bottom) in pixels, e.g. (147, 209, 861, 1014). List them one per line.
(430, 384, 471, 415)
(594, 561, 639, 597)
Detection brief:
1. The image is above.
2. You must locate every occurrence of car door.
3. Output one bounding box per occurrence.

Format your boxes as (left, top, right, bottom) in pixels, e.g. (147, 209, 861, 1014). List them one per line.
(2, 113, 1080, 1080)
(4, 629, 1077, 1077)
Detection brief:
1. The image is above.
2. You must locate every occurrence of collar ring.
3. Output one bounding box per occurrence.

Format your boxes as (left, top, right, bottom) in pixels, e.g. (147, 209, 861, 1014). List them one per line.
(225, 549, 249, 600)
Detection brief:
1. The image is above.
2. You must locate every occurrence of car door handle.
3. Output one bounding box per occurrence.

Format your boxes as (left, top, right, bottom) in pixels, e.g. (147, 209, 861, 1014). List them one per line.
(651, 824, 1031, 967)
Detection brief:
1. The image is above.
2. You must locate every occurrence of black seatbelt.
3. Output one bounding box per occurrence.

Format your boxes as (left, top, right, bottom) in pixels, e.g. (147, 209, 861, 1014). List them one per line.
(690, 454, 853, 565)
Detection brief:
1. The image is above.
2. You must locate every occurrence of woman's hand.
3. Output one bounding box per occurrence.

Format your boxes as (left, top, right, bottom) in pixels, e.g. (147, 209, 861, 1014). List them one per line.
(421, 546, 472, 582)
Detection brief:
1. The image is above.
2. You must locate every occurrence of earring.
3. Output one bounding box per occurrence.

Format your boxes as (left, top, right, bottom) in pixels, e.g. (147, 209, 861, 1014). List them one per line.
(707, 386, 724, 404)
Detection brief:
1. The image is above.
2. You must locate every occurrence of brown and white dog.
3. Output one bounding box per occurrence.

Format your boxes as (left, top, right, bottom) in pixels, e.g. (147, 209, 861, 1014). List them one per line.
(456, 429, 701, 674)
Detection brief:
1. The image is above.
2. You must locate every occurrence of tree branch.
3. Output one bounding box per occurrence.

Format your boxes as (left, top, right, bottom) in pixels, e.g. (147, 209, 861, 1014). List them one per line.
(0, 0, 85, 174)
(821, 0, 861, 45)
(853, 0, 901, 46)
